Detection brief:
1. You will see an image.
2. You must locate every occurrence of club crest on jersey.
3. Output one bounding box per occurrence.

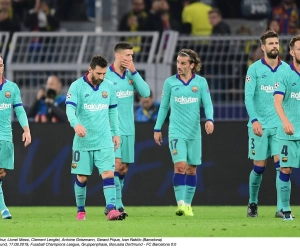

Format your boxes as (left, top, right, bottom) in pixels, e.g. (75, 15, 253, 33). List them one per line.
(274, 82, 279, 89)
(71, 163, 77, 169)
(192, 86, 198, 93)
(5, 91, 11, 98)
(245, 75, 251, 83)
(282, 157, 288, 163)
(172, 149, 178, 155)
(102, 91, 108, 98)
(128, 79, 134, 85)
(66, 92, 71, 99)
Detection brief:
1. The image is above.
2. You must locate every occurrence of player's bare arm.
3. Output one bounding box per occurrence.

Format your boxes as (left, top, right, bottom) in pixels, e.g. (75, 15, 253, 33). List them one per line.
(274, 94, 294, 135)
(112, 136, 120, 151)
(154, 131, 163, 146)
(74, 124, 86, 137)
(205, 121, 214, 134)
(22, 126, 31, 147)
(252, 121, 263, 137)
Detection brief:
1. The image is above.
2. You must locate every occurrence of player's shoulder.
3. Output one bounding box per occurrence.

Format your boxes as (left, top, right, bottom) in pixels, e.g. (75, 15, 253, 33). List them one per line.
(165, 74, 177, 83)
(249, 59, 263, 69)
(70, 76, 85, 88)
(279, 60, 290, 70)
(102, 78, 115, 89)
(4, 78, 20, 90)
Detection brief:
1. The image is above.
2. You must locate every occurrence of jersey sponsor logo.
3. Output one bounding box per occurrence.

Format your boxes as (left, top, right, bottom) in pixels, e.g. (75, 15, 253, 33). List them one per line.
(245, 75, 251, 82)
(260, 85, 274, 93)
(83, 103, 109, 111)
(128, 79, 134, 85)
(291, 92, 300, 100)
(116, 90, 134, 98)
(174, 96, 198, 104)
(66, 92, 71, 99)
(0, 103, 12, 110)
(102, 91, 108, 98)
(192, 86, 198, 93)
(5, 91, 11, 98)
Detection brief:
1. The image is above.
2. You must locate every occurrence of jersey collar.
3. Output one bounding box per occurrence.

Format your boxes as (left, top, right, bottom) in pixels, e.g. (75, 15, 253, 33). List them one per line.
(83, 72, 100, 91)
(0, 77, 6, 90)
(109, 64, 127, 79)
(290, 62, 300, 77)
(261, 58, 282, 72)
(176, 73, 195, 86)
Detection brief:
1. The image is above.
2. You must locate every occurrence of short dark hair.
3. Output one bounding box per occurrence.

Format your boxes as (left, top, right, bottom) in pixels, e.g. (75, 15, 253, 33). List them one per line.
(177, 48, 202, 73)
(208, 8, 222, 17)
(260, 30, 278, 45)
(289, 35, 300, 49)
(114, 41, 133, 52)
(89, 55, 108, 69)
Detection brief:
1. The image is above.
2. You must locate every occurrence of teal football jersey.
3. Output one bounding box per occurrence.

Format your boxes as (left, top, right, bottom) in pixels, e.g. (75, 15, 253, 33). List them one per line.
(274, 63, 300, 140)
(66, 74, 119, 151)
(0, 78, 26, 141)
(245, 58, 290, 128)
(105, 65, 150, 135)
(154, 74, 214, 139)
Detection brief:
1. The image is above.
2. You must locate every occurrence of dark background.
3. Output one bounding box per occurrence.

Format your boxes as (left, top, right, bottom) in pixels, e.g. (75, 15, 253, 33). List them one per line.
(4, 122, 300, 206)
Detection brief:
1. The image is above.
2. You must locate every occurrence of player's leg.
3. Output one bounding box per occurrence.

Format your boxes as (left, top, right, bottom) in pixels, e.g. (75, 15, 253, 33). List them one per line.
(96, 148, 125, 220)
(247, 127, 268, 217)
(71, 150, 93, 220)
(169, 138, 187, 216)
(116, 135, 134, 214)
(269, 128, 284, 217)
(278, 139, 297, 221)
(114, 136, 125, 212)
(118, 135, 134, 189)
(0, 141, 14, 219)
(184, 138, 201, 216)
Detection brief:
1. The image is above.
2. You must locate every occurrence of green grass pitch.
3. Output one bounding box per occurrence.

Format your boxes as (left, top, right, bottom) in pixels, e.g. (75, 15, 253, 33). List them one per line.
(1, 206, 300, 237)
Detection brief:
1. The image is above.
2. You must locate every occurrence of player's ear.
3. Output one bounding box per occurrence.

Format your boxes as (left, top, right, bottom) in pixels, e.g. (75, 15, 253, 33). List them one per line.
(289, 49, 294, 58)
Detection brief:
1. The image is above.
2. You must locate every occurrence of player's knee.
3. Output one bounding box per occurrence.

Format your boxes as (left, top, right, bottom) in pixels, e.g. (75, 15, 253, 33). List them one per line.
(253, 165, 265, 175)
(77, 175, 88, 183)
(185, 165, 196, 175)
(280, 167, 292, 175)
(115, 159, 122, 171)
(102, 170, 114, 179)
(175, 162, 186, 174)
(0, 169, 6, 179)
(119, 163, 129, 174)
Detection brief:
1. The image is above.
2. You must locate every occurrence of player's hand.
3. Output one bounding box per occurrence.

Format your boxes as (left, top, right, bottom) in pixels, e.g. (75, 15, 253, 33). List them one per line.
(121, 59, 136, 73)
(0, 168, 6, 179)
(22, 130, 31, 147)
(112, 136, 120, 151)
(154, 132, 163, 146)
(252, 121, 263, 137)
(283, 120, 294, 135)
(205, 121, 214, 134)
(74, 124, 86, 137)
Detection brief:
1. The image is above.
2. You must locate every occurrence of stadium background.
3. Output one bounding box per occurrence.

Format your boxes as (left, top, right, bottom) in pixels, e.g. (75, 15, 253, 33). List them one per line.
(1, 0, 300, 206)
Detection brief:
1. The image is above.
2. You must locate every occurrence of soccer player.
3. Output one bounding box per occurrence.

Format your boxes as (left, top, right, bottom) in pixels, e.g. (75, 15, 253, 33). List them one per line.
(245, 30, 290, 218)
(0, 53, 31, 219)
(154, 48, 214, 216)
(273, 34, 300, 221)
(66, 54, 125, 221)
(105, 41, 150, 215)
